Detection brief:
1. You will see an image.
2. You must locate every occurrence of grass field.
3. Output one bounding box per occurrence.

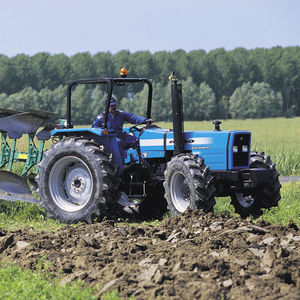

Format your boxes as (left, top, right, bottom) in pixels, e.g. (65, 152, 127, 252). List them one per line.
(0, 262, 99, 300)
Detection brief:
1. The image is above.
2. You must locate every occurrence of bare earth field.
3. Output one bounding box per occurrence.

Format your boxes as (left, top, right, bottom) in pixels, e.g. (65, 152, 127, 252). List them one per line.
(0, 211, 299, 299)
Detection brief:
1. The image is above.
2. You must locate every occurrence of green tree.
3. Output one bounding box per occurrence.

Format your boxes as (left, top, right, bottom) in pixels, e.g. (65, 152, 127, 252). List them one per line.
(10, 54, 33, 92)
(198, 82, 217, 120)
(70, 52, 96, 79)
(112, 50, 131, 76)
(152, 51, 176, 86)
(0, 93, 8, 108)
(120, 81, 170, 122)
(47, 54, 71, 88)
(252, 82, 283, 118)
(38, 87, 56, 112)
(170, 49, 190, 80)
(229, 82, 283, 119)
(89, 85, 108, 123)
(30, 52, 52, 90)
(1, 87, 39, 111)
(181, 77, 199, 120)
(231, 48, 263, 86)
(278, 47, 300, 115)
(69, 85, 92, 124)
(0, 55, 15, 94)
(52, 85, 68, 119)
(93, 52, 114, 77)
(187, 49, 206, 85)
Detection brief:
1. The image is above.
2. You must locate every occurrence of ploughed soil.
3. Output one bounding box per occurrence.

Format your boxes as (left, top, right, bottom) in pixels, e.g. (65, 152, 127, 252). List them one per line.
(0, 211, 299, 299)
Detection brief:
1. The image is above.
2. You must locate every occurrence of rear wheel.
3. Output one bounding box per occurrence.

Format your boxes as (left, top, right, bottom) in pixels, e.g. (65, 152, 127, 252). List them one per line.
(163, 154, 216, 216)
(36, 138, 119, 223)
(231, 151, 281, 217)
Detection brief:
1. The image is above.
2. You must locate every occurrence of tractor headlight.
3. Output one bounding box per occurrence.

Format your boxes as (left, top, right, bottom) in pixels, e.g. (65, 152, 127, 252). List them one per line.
(242, 145, 248, 152)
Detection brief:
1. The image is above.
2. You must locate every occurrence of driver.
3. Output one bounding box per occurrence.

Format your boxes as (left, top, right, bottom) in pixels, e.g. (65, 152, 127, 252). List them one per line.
(92, 97, 152, 169)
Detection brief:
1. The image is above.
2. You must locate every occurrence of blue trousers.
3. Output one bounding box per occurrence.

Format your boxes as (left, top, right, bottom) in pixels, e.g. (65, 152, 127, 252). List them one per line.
(116, 134, 138, 162)
(96, 134, 137, 176)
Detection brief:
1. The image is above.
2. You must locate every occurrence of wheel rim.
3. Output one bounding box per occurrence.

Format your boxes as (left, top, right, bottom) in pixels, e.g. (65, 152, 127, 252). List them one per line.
(48, 156, 93, 212)
(235, 193, 255, 208)
(170, 171, 190, 213)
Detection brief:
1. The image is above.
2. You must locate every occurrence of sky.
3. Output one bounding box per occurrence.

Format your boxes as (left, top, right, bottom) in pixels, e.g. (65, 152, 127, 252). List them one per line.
(0, 0, 299, 57)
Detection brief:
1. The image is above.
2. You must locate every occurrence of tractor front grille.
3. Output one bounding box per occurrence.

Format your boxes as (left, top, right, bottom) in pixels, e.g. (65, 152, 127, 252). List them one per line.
(232, 133, 250, 167)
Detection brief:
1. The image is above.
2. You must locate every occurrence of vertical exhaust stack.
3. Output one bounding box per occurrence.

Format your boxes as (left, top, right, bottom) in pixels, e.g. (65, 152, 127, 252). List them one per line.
(170, 73, 185, 155)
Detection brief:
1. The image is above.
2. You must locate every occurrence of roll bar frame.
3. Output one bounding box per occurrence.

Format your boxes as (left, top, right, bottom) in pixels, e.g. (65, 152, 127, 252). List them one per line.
(66, 78, 153, 128)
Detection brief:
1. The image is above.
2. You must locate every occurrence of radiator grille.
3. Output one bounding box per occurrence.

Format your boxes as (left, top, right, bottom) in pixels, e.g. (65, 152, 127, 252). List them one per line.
(232, 134, 250, 167)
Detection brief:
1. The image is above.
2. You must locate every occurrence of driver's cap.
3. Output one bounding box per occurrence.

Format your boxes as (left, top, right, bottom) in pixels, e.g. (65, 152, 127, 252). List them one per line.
(109, 97, 117, 106)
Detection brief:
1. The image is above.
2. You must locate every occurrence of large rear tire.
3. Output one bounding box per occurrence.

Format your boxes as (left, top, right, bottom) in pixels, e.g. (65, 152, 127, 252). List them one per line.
(231, 151, 281, 217)
(163, 154, 216, 216)
(36, 138, 119, 223)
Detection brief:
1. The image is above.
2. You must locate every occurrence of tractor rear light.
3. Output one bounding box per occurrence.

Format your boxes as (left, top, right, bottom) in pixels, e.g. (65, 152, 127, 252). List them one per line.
(103, 129, 109, 135)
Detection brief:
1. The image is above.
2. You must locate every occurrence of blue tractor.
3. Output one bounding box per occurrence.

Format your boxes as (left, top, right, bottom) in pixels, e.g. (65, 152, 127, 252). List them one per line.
(0, 71, 281, 223)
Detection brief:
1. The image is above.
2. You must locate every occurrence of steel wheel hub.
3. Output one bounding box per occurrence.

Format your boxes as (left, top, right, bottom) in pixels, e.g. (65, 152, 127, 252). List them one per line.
(49, 156, 93, 212)
(170, 171, 190, 213)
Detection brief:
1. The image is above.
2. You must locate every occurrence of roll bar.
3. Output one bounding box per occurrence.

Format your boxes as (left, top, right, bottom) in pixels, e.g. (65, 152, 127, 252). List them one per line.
(66, 78, 153, 128)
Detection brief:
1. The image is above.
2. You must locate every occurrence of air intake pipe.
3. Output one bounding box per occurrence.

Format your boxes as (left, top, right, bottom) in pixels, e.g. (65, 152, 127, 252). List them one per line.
(170, 74, 185, 155)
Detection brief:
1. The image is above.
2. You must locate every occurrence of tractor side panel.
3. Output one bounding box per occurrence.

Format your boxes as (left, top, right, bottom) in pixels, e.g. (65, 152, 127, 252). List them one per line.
(183, 131, 229, 171)
(138, 128, 169, 159)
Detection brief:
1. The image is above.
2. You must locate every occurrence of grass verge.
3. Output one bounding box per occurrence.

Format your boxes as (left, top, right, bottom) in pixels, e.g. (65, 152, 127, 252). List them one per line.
(214, 181, 300, 225)
(0, 200, 63, 232)
(0, 262, 99, 300)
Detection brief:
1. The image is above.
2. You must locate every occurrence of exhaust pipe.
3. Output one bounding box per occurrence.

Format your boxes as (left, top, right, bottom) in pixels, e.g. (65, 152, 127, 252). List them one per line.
(170, 74, 185, 155)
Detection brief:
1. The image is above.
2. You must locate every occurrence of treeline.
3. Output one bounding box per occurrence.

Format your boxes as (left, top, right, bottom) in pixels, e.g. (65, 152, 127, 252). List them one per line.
(0, 46, 299, 124)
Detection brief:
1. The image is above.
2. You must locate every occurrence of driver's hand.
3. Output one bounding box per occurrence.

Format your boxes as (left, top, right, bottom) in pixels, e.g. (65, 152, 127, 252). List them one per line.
(146, 119, 153, 125)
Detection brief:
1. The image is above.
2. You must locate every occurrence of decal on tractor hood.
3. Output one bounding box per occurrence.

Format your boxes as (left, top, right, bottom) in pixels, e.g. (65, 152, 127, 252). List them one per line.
(140, 137, 213, 147)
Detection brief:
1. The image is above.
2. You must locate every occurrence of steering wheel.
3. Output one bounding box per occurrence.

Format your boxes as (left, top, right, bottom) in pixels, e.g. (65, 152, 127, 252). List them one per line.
(129, 120, 152, 136)
(129, 124, 144, 133)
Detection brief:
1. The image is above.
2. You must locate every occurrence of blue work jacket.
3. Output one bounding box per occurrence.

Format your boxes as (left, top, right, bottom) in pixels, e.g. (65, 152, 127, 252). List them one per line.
(92, 110, 147, 137)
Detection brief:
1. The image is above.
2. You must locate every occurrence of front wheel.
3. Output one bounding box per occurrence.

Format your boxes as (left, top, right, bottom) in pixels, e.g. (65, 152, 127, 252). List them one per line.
(36, 138, 119, 223)
(231, 151, 281, 217)
(163, 154, 216, 216)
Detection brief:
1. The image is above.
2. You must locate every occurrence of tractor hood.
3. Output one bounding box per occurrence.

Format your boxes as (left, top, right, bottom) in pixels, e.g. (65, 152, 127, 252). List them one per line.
(135, 127, 251, 171)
